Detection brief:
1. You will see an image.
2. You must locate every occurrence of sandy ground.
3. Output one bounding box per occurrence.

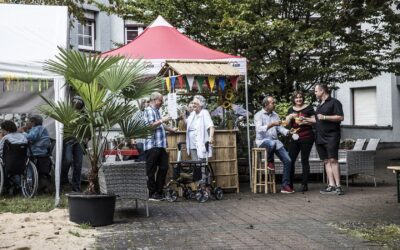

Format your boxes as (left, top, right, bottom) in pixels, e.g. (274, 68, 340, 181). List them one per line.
(0, 209, 96, 250)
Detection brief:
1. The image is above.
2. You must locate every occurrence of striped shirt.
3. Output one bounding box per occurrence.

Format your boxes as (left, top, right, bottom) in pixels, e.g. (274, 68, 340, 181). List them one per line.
(143, 106, 167, 151)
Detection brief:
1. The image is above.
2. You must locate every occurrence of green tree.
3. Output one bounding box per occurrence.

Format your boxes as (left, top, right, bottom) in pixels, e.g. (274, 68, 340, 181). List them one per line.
(102, 0, 400, 109)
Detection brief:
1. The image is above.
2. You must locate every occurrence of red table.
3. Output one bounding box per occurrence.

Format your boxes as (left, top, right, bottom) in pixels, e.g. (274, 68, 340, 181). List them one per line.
(103, 149, 139, 156)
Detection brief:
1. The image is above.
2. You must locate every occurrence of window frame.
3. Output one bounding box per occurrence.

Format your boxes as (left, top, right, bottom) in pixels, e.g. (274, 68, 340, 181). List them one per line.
(77, 18, 95, 51)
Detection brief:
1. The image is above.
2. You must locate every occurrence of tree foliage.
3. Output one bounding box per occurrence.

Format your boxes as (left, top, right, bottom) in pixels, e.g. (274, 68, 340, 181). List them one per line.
(103, 0, 400, 107)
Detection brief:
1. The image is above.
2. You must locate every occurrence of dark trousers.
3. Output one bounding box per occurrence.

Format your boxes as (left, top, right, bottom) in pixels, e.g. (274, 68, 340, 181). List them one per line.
(288, 138, 314, 187)
(145, 147, 168, 196)
(61, 141, 84, 191)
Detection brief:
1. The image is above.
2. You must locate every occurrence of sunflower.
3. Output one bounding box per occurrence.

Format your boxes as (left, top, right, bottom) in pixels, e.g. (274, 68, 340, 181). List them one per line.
(222, 101, 232, 109)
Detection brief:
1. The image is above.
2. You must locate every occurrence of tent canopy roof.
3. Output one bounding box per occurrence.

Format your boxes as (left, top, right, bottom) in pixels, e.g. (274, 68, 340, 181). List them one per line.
(159, 60, 242, 76)
(102, 16, 242, 60)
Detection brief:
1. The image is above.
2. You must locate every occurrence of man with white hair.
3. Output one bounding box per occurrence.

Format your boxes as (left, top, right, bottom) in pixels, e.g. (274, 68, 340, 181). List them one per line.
(143, 92, 177, 200)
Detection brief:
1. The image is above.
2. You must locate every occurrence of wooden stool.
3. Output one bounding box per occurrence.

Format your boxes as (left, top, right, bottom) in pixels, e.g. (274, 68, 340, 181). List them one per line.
(252, 148, 276, 193)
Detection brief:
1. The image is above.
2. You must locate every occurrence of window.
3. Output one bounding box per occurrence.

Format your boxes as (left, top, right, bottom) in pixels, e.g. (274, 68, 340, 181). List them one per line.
(125, 26, 139, 44)
(78, 19, 95, 50)
(352, 87, 377, 125)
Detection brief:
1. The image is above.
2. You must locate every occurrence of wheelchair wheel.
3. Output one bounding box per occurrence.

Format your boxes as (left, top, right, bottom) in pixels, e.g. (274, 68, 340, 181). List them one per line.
(21, 161, 38, 198)
(165, 188, 178, 202)
(214, 187, 223, 200)
(0, 163, 4, 196)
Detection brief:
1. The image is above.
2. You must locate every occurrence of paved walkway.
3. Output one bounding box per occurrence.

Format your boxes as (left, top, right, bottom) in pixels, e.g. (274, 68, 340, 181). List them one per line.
(95, 148, 400, 249)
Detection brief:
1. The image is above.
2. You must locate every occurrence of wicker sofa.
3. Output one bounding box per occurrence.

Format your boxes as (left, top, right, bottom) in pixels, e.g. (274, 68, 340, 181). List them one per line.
(274, 145, 324, 175)
(99, 161, 149, 216)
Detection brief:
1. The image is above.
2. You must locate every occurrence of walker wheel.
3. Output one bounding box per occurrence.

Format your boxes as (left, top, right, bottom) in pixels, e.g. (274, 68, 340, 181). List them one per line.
(183, 187, 193, 200)
(195, 189, 209, 203)
(214, 187, 223, 200)
(165, 189, 178, 202)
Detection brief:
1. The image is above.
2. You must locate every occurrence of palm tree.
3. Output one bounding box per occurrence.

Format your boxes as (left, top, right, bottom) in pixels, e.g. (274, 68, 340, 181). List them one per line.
(39, 47, 160, 194)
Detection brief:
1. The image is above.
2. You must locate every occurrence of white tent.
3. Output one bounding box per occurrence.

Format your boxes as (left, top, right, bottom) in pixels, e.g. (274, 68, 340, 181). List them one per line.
(0, 4, 69, 205)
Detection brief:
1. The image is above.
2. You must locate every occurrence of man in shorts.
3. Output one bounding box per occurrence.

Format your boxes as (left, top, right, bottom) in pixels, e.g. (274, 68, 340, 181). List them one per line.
(314, 84, 344, 195)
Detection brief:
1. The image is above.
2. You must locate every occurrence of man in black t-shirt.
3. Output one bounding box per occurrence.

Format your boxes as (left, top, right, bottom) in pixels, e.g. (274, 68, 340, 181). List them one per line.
(313, 84, 344, 195)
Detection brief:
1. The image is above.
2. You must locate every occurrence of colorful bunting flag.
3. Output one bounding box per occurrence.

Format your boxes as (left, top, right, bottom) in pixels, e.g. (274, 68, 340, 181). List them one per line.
(196, 76, 205, 93)
(219, 77, 226, 91)
(186, 75, 194, 91)
(208, 76, 216, 91)
(161, 78, 166, 91)
(177, 75, 184, 89)
(165, 77, 171, 92)
(230, 76, 239, 90)
(170, 76, 176, 92)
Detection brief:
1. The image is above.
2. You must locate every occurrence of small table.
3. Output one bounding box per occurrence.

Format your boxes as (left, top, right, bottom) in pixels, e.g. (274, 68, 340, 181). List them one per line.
(387, 166, 400, 203)
(104, 149, 139, 156)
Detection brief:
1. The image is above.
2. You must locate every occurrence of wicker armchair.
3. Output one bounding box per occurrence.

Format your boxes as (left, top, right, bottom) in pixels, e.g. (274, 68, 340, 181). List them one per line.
(99, 161, 149, 217)
(338, 138, 380, 187)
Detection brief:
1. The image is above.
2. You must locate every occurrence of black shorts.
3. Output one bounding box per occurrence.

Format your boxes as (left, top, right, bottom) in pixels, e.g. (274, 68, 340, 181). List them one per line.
(316, 142, 339, 160)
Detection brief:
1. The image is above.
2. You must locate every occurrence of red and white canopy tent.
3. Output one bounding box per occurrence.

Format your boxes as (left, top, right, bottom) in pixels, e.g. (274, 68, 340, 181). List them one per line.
(102, 16, 252, 182)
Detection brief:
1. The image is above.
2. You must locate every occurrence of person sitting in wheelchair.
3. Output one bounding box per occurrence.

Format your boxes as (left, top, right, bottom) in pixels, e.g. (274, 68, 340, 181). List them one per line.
(19, 115, 52, 193)
(0, 120, 27, 158)
(0, 120, 28, 192)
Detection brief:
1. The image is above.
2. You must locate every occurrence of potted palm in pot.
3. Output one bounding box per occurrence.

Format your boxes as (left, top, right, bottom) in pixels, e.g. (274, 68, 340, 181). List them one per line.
(39, 48, 159, 226)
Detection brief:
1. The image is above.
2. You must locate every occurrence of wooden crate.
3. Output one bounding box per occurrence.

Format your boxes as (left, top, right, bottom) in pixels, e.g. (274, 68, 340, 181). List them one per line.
(166, 130, 239, 193)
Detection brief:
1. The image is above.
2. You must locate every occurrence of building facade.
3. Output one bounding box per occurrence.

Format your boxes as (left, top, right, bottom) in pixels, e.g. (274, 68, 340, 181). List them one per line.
(335, 73, 400, 143)
(69, 1, 145, 53)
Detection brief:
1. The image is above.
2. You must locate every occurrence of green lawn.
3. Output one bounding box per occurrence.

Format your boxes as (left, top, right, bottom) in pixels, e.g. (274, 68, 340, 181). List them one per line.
(0, 194, 67, 213)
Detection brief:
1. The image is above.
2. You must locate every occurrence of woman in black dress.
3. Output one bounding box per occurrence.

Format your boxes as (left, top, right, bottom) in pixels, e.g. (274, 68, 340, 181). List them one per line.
(286, 91, 315, 192)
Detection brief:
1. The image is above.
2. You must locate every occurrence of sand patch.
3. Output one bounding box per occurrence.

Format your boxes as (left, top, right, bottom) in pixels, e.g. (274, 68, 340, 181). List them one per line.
(0, 209, 96, 250)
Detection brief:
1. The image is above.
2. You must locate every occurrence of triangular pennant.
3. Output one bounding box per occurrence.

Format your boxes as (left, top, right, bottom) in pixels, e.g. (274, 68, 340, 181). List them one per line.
(166, 77, 171, 92)
(170, 76, 176, 92)
(196, 76, 205, 93)
(230, 76, 239, 90)
(208, 76, 216, 91)
(184, 76, 190, 90)
(177, 75, 184, 89)
(219, 77, 225, 91)
(161, 78, 166, 91)
(186, 75, 194, 91)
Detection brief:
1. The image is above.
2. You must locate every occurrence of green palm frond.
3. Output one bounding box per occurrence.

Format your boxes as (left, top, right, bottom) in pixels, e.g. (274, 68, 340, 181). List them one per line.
(44, 47, 123, 84)
(121, 76, 161, 100)
(70, 79, 107, 113)
(98, 59, 149, 93)
(119, 111, 154, 139)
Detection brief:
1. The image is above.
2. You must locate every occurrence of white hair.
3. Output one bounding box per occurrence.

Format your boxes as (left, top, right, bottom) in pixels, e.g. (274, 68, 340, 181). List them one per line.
(150, 92, 163, 101)
(193, 95, 206, 108)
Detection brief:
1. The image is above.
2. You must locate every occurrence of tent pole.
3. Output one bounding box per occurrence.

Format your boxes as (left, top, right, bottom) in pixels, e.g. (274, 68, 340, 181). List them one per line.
(244, 74, 251, 190)
(54, 77, 66, 207)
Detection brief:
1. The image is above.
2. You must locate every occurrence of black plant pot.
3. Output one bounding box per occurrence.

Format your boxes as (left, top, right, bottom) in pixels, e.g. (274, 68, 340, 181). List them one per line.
(66, 193, 116, 227)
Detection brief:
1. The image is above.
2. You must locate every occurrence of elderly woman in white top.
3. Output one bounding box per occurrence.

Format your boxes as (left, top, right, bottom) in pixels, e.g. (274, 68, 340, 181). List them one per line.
(185, 95, 215, 160)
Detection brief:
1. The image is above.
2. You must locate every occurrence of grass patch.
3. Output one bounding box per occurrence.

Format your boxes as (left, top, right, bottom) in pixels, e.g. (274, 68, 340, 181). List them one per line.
(0, 194, 68, 213)
(78, 223, 93, 230)
(68, 230, 81, 237)
(332, 221, 400, 249)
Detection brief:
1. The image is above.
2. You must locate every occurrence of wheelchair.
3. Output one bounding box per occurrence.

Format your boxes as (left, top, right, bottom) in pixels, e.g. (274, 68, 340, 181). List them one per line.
(0, 140, 39, 198)
(29, 138, 56, 194)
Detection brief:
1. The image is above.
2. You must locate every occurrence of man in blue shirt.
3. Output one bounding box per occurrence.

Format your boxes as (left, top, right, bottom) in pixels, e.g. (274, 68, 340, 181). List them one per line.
(143, 92, 177, 200)
(254, 96, 294, 194)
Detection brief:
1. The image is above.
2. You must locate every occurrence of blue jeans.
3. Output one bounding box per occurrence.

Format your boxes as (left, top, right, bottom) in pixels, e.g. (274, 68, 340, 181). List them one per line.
(260, 139, 292, 186)
(61, 141, 84, 191)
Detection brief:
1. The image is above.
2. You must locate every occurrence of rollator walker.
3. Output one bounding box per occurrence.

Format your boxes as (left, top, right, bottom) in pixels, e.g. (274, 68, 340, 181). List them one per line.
(164, 142, 223, 202)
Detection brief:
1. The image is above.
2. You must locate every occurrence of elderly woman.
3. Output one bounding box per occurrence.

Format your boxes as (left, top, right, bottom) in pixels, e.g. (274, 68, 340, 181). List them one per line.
(185, 95, 215, 160)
